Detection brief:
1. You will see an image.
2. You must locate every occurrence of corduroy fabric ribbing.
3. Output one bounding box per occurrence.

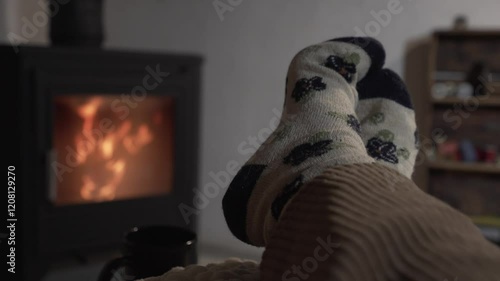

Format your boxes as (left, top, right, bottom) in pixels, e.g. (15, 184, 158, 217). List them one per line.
(260, 163, 500, 281)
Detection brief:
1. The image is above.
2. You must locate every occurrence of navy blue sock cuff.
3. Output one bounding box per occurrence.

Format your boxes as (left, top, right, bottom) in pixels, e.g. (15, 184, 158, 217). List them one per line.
(357, 69, 414, 109)
(222, 164, 266, 245)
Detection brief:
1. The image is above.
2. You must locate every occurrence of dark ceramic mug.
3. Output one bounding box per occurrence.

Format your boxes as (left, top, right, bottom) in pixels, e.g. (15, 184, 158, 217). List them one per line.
(97, 225, 197, 281)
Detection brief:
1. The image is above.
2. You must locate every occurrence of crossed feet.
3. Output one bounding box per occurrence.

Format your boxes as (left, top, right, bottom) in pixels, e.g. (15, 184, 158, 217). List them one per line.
(223, 37, 418, 246)
(223, 37, 500, 281)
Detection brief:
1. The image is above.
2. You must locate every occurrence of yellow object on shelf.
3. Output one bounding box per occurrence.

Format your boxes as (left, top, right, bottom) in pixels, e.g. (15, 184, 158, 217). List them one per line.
(471, 216, 500, 228)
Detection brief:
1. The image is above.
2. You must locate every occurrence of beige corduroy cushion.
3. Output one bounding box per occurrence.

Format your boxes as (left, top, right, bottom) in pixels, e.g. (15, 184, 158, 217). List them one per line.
(260, 163, 500, 281)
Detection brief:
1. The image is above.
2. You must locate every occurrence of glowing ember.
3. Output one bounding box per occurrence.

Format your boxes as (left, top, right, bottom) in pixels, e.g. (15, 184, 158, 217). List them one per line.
(73, 98, 156, 202)
(53, 95, 174, 206)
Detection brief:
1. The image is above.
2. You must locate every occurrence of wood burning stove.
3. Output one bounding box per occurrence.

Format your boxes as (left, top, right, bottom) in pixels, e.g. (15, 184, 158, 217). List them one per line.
(1, 45, 202, 281)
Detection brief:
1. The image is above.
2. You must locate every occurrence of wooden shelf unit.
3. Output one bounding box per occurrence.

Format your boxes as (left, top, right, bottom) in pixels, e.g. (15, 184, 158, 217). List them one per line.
(406, 30, 500, 188)
(405, 30, 500, 244)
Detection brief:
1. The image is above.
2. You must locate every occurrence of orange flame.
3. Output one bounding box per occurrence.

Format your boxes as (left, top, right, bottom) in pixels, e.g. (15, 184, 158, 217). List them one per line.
(74, 98, 156, 202)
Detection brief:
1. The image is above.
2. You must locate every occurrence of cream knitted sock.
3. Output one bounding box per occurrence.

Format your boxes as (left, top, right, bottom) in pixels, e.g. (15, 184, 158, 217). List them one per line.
(356, 69, 418, 178)
(223, 37, 386, 246)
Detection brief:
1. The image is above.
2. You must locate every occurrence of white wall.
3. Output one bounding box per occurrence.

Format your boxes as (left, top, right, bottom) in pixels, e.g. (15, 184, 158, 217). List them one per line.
(1, 0, 49, 44)
(0, 0, 14, 41)
(0, 1, 5, 38)
(1, 0, 500, 263)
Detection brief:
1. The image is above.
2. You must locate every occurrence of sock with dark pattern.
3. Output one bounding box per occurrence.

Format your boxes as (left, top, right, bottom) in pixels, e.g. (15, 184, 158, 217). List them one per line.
(223, 37, 386, 246)
(356, 69, 418, 178)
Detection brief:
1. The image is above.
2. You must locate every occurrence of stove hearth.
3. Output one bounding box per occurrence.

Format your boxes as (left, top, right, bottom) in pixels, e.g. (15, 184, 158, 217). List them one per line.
(2, 45, 202, 281)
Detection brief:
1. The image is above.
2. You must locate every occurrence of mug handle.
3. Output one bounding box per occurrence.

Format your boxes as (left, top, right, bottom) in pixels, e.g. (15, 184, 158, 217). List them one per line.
(97, 257, 132, 281)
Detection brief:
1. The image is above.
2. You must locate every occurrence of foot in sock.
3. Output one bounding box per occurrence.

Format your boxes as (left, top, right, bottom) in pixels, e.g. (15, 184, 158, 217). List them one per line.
(336, 38, 419, 178)
(223, 37, 387, 246)
(356, 69, 418, 179)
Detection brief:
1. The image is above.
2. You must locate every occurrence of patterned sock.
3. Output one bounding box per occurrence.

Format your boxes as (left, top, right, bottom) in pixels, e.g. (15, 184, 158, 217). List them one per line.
(223, 37, 386, 246)
(356, 69, 418, 178)
(331, 38, 418, 178)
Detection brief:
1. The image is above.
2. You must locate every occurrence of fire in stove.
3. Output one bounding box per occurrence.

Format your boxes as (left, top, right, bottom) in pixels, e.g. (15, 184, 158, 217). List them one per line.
(53, 95, 175, 205)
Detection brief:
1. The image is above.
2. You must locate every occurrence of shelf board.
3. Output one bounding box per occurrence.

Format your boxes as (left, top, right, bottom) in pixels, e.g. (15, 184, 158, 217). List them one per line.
(432, 97, 500, 107)
(428, 161, 500, 174)
(434, 30, 500, 39)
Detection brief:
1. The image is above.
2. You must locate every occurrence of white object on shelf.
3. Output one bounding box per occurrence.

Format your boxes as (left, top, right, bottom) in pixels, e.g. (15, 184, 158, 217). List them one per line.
(432, 82, 456, 99)
(456, 82, 474, 99)
(478, 226, 500, 242)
